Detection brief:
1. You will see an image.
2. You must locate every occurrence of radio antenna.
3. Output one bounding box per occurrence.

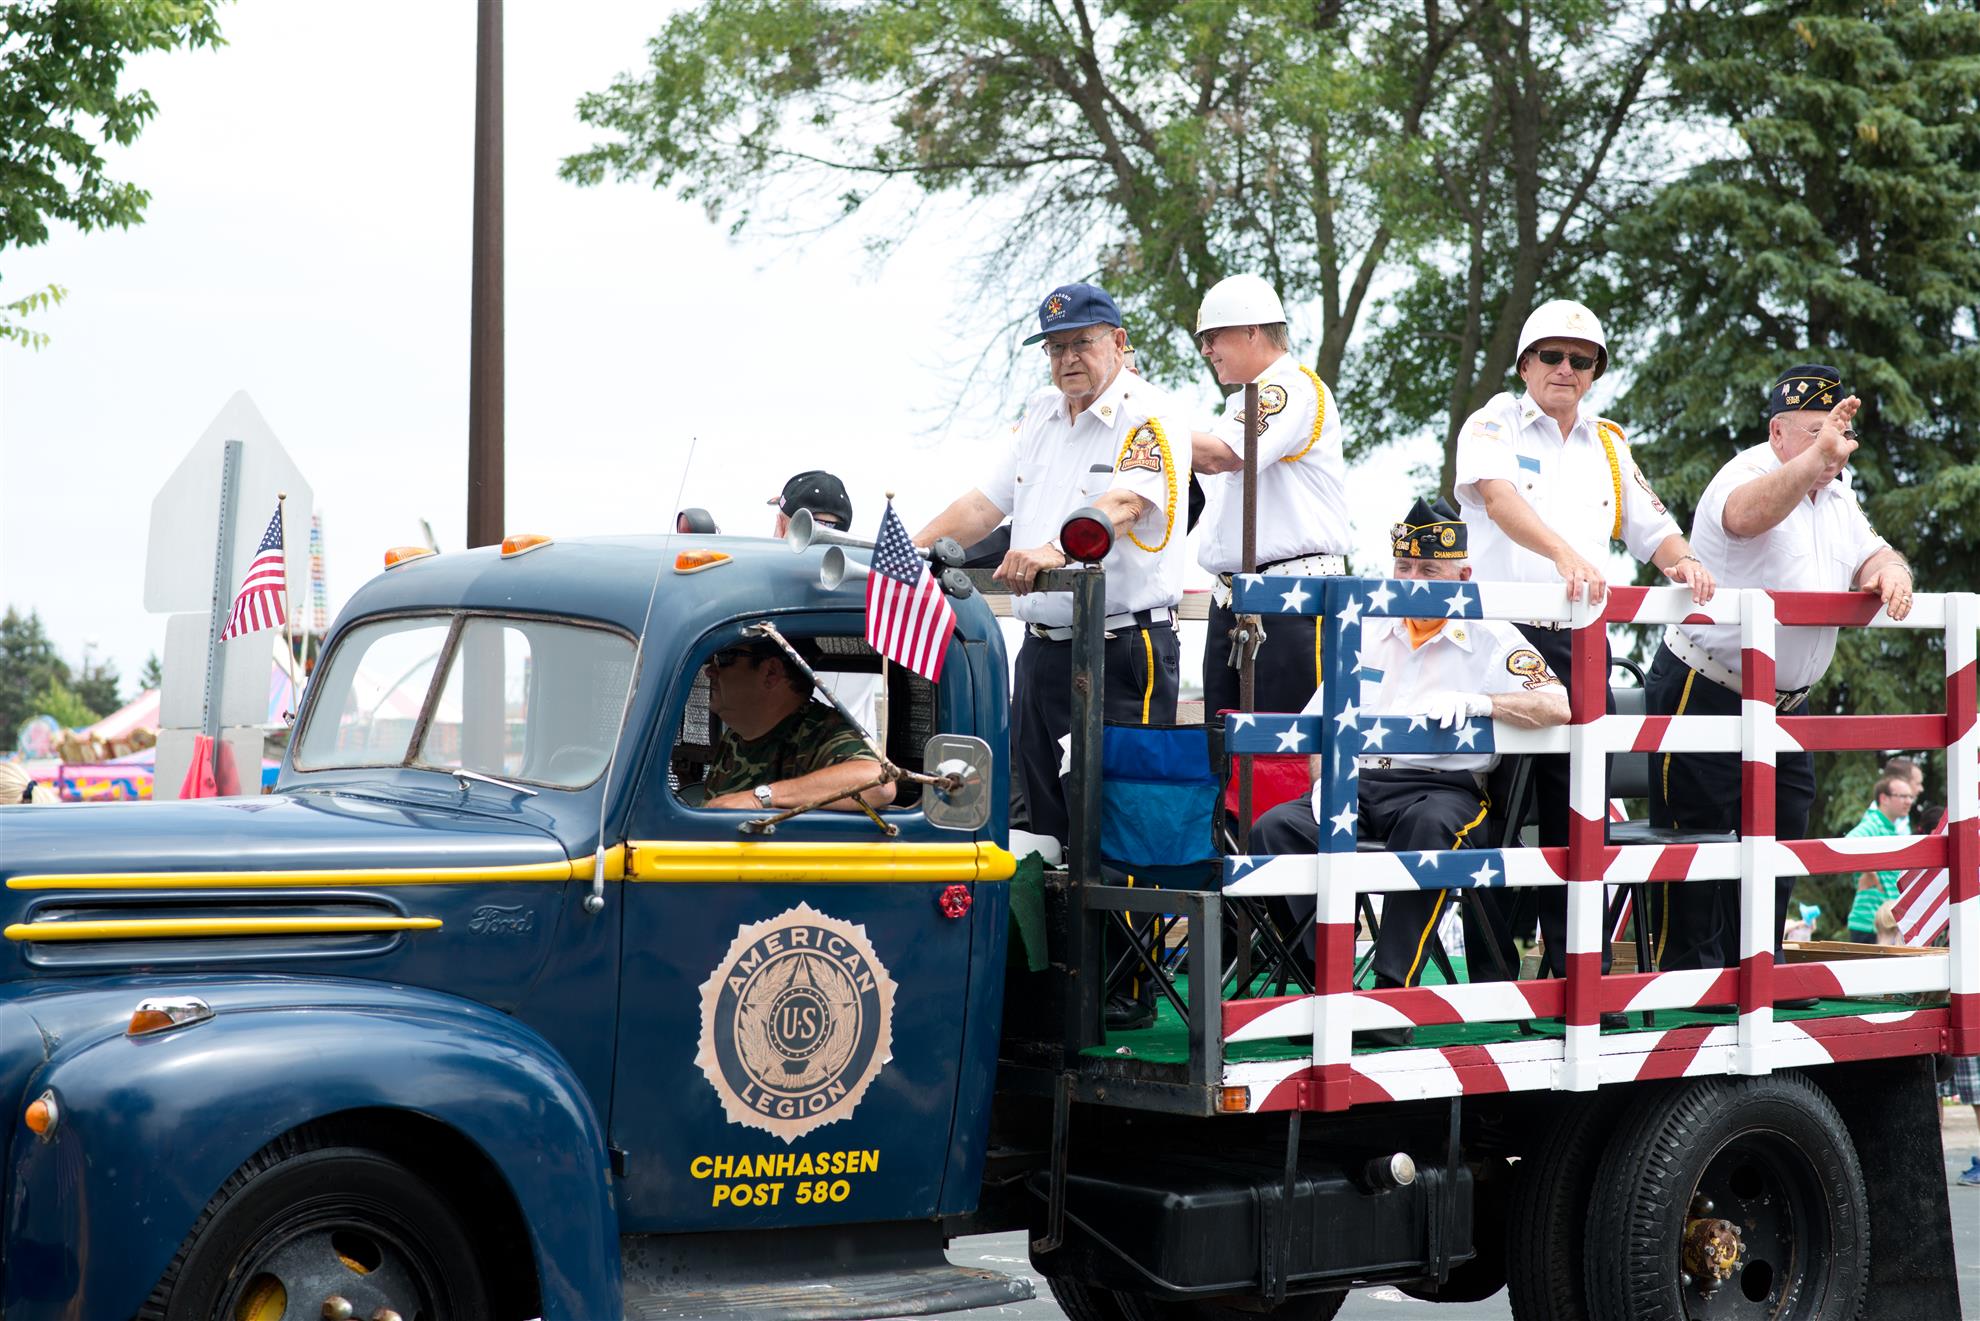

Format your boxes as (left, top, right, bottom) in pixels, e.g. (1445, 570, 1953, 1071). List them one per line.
(585, 438, 699, 914)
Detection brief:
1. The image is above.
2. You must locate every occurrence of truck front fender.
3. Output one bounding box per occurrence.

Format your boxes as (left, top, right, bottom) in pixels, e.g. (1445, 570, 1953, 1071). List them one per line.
(2, 981, 620, 1321)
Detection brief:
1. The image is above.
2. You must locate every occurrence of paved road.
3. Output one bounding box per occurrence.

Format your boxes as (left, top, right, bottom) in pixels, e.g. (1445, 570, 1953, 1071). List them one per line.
(947, 1110, 1980, 1319)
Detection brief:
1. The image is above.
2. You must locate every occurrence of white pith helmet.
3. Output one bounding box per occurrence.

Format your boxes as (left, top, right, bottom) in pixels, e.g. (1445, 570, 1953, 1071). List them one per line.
(1516, 299, 1609, 378)
(1197, 273, 1287, 334)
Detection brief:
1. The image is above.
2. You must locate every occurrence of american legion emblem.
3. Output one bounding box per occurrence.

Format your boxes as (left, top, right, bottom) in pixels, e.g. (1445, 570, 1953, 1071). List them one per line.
(697, 903, 897, 1142)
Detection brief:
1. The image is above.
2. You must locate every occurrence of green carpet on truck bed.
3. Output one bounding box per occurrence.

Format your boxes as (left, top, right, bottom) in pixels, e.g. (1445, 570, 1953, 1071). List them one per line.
(1084, 974, 1946, 1066)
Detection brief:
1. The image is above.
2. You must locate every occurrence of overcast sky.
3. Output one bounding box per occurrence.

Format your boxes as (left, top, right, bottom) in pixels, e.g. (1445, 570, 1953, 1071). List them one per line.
(0, 1, 1611, 708)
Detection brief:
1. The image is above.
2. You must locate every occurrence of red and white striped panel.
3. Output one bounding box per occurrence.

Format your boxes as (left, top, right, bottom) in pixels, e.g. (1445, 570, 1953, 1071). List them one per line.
(1599, 585, 1742, 628)
(1944, 594, 1978, 1055)
(1734, 595, 1781, 1073)
(1225, 1009, 1950, 1112)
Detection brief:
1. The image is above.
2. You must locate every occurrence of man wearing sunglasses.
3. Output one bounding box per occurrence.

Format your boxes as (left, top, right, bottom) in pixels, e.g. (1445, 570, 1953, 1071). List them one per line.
(699, 639, 894, 813)
(1190, 272, 1352, 725)
(916, 282, 1190, 846)
(1648, 364, 1913, 979)
(1454, 298, 1712, 981)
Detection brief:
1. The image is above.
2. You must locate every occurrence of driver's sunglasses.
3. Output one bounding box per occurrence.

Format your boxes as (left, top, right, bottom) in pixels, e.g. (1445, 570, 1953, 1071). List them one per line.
(706, 650, 758, 672)
(1534, 348, 1598, 372)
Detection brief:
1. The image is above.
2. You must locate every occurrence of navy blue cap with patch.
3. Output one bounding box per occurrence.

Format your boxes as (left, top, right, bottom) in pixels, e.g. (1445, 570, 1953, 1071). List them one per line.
(1767, 364, 1846, 418)
(1022, 283, 1122, 345)
(1392, 495, 1467, 560)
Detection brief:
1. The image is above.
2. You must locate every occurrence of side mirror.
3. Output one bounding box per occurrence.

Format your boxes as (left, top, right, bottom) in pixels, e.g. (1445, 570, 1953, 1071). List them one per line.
(922, 734, 993, 832)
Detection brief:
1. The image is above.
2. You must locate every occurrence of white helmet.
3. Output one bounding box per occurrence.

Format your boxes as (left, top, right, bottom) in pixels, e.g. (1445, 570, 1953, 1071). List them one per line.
(1516, 299, 1609, 377)
(1197, 273, 1286, 334)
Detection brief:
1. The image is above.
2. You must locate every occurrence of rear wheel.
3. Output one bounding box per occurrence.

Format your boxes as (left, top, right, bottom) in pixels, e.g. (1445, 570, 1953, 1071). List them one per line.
(1584, 1073, 1868, 1320)
(142, 1128, 490, 1321)
(1505, 1097, 1617, 1320)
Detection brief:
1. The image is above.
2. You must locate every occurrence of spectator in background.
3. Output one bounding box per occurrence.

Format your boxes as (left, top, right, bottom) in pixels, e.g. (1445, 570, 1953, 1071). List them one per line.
(1883, 755, 1926, 829)
(0, 761, 57, 804)
(1954, 1057, 1980, 1188)
(1845, 770, 1916, 943)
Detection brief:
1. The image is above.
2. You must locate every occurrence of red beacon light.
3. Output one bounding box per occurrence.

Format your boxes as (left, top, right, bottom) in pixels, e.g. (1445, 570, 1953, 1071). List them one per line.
(1058, 507, 1113, 563)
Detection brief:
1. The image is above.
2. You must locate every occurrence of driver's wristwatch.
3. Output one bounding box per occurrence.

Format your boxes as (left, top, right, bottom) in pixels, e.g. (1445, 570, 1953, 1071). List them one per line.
(753, 784, 775, 808)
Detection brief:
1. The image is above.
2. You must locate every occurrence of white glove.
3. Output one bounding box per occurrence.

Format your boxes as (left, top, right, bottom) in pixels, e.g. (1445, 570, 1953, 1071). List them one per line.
(1416, 690, 1492, 729)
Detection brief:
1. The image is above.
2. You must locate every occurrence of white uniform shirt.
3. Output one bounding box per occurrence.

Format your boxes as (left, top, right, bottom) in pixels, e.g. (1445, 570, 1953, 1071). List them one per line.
(1673, 441, 1891, 691)
(980, 369, 1191, 626)
(1196, 352, 1351, 573)
(1454, 390, 1680, 582)
(1299, 617, 1562, 809)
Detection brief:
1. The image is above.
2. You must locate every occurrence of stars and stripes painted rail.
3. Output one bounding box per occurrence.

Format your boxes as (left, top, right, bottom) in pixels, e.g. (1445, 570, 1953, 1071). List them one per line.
(865, 501, 956, 683)
(1208, 577, 1977, 1109)
(219, 503, 289, 642)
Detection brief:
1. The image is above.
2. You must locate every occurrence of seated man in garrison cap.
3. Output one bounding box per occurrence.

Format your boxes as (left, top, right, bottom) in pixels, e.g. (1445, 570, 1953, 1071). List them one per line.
(1647, 364, 1913, 986)
(1252, 497, 1569, 1046)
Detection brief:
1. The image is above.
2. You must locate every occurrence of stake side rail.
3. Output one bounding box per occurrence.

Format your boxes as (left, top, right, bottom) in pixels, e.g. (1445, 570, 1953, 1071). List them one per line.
(1204, 575, 1976, 1113)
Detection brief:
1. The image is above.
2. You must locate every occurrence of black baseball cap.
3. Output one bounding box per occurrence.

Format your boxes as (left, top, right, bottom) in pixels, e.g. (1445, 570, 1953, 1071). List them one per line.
(769, 470, 853, 529)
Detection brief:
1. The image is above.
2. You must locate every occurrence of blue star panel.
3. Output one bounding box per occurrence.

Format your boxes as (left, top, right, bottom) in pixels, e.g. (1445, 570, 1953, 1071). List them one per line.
(1221, 847, 1518, 890)
(1222, 713, 1498, 758)
(1232, 575, 1482, 621)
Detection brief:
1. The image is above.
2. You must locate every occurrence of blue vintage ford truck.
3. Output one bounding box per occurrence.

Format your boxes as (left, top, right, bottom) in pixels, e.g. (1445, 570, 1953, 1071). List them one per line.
(0, 528, 1966, 1320)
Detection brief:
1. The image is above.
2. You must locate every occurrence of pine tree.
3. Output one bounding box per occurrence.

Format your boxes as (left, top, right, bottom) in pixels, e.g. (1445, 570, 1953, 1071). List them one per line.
(1611, 0, 1980, 929)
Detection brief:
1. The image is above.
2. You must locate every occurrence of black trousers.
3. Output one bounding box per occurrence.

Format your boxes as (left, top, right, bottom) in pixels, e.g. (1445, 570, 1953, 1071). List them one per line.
(1492, 622, 1613, 977)
(1203, 597, 1324, 724)
(1253, 769, 1505, 988)
(1014, 624, 1180, 846)
(1645, 642, 1815, 969)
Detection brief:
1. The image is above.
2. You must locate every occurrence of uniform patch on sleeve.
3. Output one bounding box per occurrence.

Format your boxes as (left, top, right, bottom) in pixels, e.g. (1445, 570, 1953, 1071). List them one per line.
(1633, 463, 1667, 515)
(1234, 383, 1289, 435)
(1507, 649, 1560, 690)
(1119, 431, 1164, 473)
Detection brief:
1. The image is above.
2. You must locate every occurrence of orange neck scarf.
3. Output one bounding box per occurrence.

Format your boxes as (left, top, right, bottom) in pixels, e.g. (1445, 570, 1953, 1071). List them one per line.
(1405, 618, 1446, 650)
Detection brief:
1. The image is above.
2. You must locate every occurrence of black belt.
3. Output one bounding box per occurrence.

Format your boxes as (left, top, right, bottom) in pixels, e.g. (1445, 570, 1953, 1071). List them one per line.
(1026, 607, 1172, 642)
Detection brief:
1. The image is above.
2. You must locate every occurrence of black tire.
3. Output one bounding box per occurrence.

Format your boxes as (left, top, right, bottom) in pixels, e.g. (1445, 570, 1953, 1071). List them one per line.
(141, 1126, 491, 1321)
(1505, 1096, 1618, 1321)
(1042, 1274, 1136, 1321)
(1584, 1072, 1868, 1320)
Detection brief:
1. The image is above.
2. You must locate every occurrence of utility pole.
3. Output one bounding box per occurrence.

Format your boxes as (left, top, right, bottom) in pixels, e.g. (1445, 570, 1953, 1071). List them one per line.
(466, 0, 504, 548)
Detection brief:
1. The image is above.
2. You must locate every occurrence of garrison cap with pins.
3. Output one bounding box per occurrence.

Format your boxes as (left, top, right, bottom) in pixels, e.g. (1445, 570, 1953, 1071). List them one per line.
(1766, 364, 1847, 418)
(1392, 496, 1467, 561)
(1022, 283, 1122, 344)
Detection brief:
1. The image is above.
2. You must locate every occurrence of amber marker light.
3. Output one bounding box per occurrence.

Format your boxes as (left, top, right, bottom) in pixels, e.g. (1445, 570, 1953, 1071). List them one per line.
(674, 549, 732, 574)
(127, 995, 215, 1038)
(383, 546, 435, 569)
(501, 533, 553, 557)
(23, 1090, 58, 1137)
(1217, 1086, 1251, 1114)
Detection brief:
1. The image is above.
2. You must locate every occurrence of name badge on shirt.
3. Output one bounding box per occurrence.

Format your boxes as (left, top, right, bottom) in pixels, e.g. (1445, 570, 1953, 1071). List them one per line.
(1518, 455, 1542, 473)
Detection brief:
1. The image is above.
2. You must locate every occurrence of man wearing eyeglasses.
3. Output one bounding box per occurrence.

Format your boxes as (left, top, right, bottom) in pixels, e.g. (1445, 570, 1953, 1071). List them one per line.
(1191, 273, 1352, 724)
(1647, 364, 1914, 978)
(915, 282, 1190, 845)
(1844, 772, 1917, 944)
(1454, 298, 1712, 982)
(698, 639, 895, 813)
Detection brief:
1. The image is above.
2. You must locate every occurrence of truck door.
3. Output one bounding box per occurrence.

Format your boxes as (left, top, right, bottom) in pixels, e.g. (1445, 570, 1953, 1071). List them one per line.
(609, 616, 991, 1233)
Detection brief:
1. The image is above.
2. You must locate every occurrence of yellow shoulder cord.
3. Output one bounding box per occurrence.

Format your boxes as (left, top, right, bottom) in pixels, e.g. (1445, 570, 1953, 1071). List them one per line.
(1118, 418, 1177, 552)
(1597, 420, 1624, 541)
(1279, 365, 1327, 462)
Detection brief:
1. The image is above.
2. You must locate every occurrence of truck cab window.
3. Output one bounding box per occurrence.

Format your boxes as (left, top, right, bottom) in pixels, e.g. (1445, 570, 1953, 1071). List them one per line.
(295, 613, 634, 788)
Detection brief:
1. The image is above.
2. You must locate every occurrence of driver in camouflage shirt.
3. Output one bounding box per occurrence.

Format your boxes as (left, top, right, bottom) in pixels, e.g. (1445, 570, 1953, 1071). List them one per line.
(701, 639, 896, 813)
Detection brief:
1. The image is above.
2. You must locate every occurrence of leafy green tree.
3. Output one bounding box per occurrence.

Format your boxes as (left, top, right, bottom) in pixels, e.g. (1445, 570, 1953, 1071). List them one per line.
(72, 656, 121, 718)
(0, 0, 228, 346)
(0, 607, 78, 738)
(140, 652, 164, 692)
(566, 0, 1673, 477)
(1610, 0, 1980, 921)
(30, 678, 99, 731)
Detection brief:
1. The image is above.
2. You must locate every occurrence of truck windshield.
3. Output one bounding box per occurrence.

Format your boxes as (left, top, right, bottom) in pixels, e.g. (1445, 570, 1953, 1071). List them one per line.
(295, 614, 636, 788)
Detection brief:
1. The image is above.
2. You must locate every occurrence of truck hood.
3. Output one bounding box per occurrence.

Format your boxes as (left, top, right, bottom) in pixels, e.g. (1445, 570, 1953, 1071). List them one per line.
(0, 790, 572, 882)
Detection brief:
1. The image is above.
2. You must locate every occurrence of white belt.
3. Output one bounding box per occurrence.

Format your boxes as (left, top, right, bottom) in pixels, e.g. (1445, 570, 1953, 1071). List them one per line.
(1663, 627, 1810, 709)
(1026, 606, 1173, 643)
(1212, 553, 1348, 608)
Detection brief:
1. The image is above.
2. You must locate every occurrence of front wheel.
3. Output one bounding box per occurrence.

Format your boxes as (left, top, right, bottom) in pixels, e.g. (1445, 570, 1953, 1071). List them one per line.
(141, 1129, 491, 1321)
(1584, 1072, 1868, 1320)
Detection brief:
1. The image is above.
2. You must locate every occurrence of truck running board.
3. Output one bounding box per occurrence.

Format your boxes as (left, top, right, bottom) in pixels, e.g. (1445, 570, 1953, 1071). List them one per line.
(620, 1221, 1034, 1320)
